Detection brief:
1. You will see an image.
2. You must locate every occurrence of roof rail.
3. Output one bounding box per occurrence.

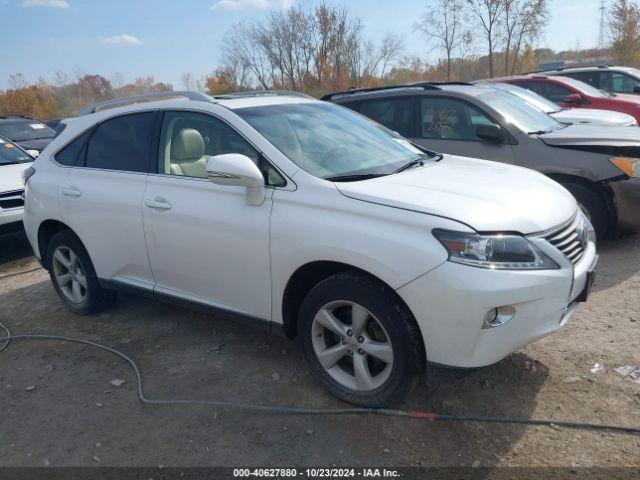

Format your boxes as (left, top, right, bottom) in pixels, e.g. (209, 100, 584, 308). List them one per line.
(321, 84, 443, 101)
(80, 91, 212, 115)
(213, 89, 313, 100)
(0, 114, 34, 120)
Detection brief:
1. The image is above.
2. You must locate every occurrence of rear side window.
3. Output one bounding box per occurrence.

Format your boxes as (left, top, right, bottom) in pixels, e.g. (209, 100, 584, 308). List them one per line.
(54, 130, 91, 166)
(563, 71, 598, 88)
(359, 97, 415, 138)
(84, 112, 155, 172)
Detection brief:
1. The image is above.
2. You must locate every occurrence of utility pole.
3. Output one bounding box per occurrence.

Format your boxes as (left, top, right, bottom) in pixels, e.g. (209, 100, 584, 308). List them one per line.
(598, 0, 606, 50)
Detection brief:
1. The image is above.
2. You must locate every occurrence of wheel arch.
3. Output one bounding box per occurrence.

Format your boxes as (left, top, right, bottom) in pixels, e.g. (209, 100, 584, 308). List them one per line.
(546, 172, 616, 220)
(37, 219, 76, 269)
(281, 260, 422, 354)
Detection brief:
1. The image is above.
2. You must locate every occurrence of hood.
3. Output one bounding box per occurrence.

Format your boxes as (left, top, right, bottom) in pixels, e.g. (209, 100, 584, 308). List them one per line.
(15, 138, 53, 152)
(552, 108, 637, 126)
(539, 124, 640, 147)
(335, 155, 576, 234)
(0, 162, 31, 193)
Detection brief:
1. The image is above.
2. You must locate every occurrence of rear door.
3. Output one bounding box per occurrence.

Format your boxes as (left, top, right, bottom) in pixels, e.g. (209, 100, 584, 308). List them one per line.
(413, 96, 516, 164)
(356, 96, 416, 138)
(59, 111, 156, 289)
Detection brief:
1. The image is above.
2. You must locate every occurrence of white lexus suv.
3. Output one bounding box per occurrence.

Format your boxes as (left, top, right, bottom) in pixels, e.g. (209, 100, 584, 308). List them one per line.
(23, 91, 597, 406)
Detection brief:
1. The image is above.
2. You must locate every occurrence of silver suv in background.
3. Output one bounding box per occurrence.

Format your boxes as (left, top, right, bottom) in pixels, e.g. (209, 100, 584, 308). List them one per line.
(325, 83, 640, 239)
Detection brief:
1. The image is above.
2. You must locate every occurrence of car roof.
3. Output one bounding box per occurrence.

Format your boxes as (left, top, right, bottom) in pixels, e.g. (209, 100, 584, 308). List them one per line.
(323, 82, 494, 102)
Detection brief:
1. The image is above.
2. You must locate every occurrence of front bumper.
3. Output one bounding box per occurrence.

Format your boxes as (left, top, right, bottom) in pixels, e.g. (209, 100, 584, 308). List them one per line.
(397, 239, 597, 368)
(611, 177, 640, 232)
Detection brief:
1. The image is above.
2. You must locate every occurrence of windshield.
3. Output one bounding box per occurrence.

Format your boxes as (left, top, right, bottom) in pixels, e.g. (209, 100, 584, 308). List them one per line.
(0, 121, 56, 142)
(558, 76, 609, 98)
(0, 137, 33, 165)
(479, 90, 562, 134)
(489, 82, 560, 113)
(236, 102, 430, 179)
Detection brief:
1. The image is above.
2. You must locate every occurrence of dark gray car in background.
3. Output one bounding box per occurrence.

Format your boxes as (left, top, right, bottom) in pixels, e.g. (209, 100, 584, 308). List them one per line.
(324, 83, 640, 239)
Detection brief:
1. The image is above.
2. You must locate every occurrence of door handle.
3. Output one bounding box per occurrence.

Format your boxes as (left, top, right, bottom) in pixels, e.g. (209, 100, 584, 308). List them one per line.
(61, 186, 81, 198)
(144, 197, 172, 211)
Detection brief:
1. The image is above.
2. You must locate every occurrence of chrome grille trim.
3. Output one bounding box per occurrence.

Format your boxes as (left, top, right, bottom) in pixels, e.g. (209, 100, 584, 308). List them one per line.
(543, 213, 587, 266)
(0, 189, 25, 210)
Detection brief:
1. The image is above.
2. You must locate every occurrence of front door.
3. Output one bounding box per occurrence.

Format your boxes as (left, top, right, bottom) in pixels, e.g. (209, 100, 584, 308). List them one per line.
(142, 110, 272, 320)
(412, 96, 516, 164)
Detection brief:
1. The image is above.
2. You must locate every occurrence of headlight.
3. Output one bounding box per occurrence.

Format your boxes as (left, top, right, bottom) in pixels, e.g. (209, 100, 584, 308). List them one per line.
(433, 229, 559, 270)
(609, 157, 640, 178)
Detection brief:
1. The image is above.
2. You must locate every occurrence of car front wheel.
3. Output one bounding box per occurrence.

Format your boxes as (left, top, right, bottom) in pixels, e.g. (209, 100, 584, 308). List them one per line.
(299, 272, 424, 407)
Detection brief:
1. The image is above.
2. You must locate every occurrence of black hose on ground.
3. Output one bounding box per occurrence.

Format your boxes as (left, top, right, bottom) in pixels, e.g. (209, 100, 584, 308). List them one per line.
(1, 319, 639, 435)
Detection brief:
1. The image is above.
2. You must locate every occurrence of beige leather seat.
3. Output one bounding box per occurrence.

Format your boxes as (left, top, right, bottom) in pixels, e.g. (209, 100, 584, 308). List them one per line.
(169, 128, 208, 177)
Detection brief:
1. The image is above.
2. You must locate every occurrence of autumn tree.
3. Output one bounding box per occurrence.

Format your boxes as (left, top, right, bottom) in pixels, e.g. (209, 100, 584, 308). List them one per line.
(608, 0, 640, 65)
(416, 0, 466, 81)
(466, 0, 503, 77)
(502, 0, 548, 75)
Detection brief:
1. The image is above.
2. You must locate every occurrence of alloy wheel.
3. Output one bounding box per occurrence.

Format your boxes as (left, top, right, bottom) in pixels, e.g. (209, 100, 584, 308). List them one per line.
(52, 246, 88, 304)
(311, 300, 394, 391)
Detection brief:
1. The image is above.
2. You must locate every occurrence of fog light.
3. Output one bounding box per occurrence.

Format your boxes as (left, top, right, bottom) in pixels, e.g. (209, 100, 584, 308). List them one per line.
(482, 306, 516, 329)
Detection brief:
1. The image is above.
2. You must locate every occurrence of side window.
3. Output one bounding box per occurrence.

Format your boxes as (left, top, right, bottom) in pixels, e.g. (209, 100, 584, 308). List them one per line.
(54, 130, 92, 166)
(359, 97, 415, 138)
(564, 71, 598, 88)
(419, 97, 498, 141)
(540, 83, 572, 103)
(85, 112, 155, 172)
(600, 72, 638, 93)
(159, 111, 284, 186)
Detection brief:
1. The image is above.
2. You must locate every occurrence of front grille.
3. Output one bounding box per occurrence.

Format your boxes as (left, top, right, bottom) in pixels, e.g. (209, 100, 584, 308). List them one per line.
(0, 189, 25, 210)
(544, 214, 587, 265)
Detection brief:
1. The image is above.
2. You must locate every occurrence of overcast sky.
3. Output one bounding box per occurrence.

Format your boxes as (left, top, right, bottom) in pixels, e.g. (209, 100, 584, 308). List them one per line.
(0, 0, 603, 90)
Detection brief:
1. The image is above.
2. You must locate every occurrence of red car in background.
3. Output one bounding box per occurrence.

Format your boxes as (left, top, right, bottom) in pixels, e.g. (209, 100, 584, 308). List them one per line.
(490, 75, 640, 124)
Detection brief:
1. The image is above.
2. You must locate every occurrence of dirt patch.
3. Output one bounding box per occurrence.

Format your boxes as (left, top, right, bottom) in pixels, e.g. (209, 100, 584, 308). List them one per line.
(0, 231, 639, 467)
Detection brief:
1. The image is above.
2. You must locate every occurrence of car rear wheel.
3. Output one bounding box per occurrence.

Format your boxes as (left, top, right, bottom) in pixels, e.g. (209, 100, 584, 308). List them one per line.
(562, 182, 610, 239)
(47, 230, 115, 315)
(299, 272, 424, 407)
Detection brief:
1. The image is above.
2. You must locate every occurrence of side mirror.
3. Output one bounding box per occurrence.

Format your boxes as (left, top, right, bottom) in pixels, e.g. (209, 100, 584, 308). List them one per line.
(207, 153, 265, 206)
(633, 84, 640, 94)
(563, 93, 585, 104)
(475, 124, 505, 143)
(25, 149, 40, 158)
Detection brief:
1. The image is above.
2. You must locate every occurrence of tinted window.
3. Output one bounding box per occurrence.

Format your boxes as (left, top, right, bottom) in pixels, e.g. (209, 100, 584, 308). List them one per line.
(419, 97, 499, 140)
(85, 112, 155, 172)
(359, 97, 415, 138)
(55, 130, 91, 166)
(600, 71, 639, 93)
(159, 111, 284, 186)
(564, 71, 598, 88)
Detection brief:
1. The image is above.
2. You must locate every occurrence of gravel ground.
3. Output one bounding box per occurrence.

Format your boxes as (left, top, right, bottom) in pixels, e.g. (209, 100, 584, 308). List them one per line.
(0, 230, 638, 468)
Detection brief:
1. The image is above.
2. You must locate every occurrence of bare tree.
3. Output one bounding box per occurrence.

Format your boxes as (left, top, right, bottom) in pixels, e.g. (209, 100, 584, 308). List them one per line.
(466, 0, 503, 77)
(502, 0, 548, 75)
(8, 73, 27, 89)
(608, 0, 640, 65)
(416, 0, 465, 81)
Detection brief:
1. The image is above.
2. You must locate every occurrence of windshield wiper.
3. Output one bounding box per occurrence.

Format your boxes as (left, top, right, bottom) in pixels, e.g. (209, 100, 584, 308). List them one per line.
(324, 173, 387, 182)
(394, 158, 425, 174)
(528, 129, 553, 135)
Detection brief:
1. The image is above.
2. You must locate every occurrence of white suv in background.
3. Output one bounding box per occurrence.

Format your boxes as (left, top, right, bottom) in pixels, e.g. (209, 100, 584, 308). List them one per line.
(0, 135, 34, 234)
(23, 91, 597, 406)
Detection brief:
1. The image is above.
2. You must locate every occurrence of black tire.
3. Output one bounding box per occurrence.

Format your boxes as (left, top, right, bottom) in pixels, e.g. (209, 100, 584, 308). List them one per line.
(562, 182, 610, 239)
(46, 230, 115, 315)
(298, 272, 424, 407)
